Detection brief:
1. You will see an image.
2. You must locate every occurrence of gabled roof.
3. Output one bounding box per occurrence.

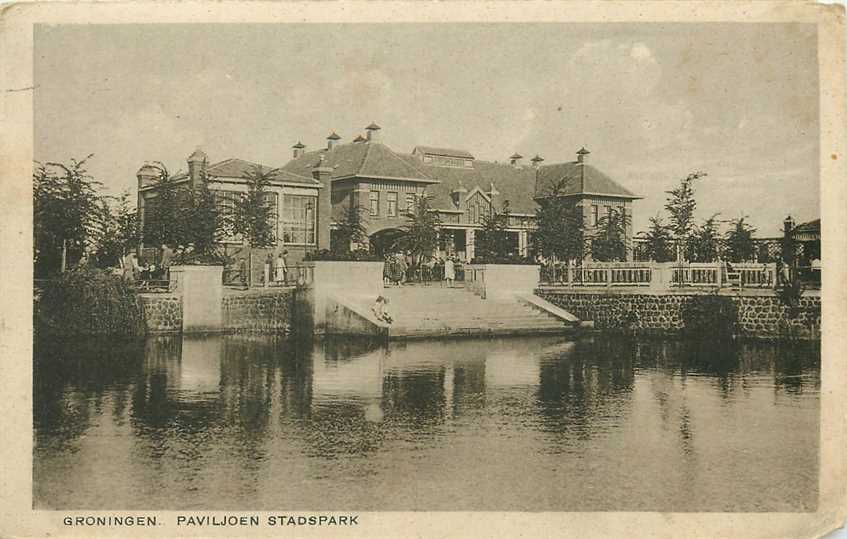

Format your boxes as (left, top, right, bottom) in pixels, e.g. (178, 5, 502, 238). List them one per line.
(398, 155, 539, 214)
(793, 218, 820, 233)
(281, 142, 436, 184)
(413, 146, 475, 160)
(327, 132, 341, 140)
(534, 161, 640, 200)
(178, 158, 320, 186)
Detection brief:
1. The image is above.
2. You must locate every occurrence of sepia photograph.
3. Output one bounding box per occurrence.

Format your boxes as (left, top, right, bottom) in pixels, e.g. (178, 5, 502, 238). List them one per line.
(1, 2, 845, 537)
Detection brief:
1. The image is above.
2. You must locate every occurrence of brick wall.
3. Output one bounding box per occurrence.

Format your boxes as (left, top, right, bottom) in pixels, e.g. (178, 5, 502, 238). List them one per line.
(139, 294, 182, 333)
(537, 289, 820, 340)
(222, 289, 294, 333)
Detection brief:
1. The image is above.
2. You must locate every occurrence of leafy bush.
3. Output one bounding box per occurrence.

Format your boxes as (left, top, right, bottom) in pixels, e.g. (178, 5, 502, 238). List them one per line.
(35, 268, 144, 337)
(680, 294, 738, 339)
(305, 248, 382, 262)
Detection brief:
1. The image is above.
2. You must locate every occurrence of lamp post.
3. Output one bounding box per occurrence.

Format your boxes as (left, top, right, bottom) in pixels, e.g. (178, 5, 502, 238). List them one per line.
(306, 201, 314, 259)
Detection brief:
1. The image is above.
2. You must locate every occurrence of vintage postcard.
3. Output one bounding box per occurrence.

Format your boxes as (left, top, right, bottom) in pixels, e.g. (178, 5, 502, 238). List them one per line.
(1, 1, 845, 538)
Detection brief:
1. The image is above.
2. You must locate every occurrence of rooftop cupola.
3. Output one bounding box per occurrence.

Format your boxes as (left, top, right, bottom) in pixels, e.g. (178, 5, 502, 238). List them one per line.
(530, 154, 545, 168)
(576, 147, 590, 164)
(327, 132, 341, 151)
(292, 141, 306, 159)
(365, 122, 382, 143)
(353, 134, 366, 143)
(509, 153, 524, 167)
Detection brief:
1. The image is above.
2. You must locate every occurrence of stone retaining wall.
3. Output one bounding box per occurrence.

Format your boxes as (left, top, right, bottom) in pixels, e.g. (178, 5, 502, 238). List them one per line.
(139, 294, 182, 333)
(537, 289, 821, 340)
(222, 289, 294, 333)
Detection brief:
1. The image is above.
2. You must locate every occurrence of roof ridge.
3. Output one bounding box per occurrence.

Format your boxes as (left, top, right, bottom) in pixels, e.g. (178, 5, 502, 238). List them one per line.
(269, 167, 313, 181)
(381, 145, 434, 180)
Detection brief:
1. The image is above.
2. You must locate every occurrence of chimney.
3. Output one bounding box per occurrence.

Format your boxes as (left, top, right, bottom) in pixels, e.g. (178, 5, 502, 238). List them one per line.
(292, 141, 306, 159)
(530, 154, 545, 169)
(327, 132, 341, 151)
(136, 164, 160, 189)
(365, 122, 382, 143)
(577, 147, 590, 164)
(187, 148, 207, 189)
(509, 153, 524, 167)
(311, 155, 333, 250)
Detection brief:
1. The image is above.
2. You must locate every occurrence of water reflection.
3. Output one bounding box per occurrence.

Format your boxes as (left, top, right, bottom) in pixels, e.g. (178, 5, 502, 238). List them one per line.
(34, 334, 819, 511)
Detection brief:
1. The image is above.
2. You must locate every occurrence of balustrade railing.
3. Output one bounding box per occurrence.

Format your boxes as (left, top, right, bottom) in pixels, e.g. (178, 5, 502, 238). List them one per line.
(222, 264, 314, 289)
(540, 261, 777, 290)
(541, 263, 653, 287)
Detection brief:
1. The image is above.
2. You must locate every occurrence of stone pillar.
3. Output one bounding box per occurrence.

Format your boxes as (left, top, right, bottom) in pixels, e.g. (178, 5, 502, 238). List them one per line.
(170, 265, 223, 332)
(518, 230, 528, 257)
(466, 229, 475, 262)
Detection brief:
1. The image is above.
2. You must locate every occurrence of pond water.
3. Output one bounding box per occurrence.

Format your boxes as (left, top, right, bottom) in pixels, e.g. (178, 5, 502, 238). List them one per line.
(33, 334, 819, 511)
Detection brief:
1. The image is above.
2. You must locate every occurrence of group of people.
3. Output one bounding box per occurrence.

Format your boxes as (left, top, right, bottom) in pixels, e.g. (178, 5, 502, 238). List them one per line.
(229, 251, 290, 289)
(382, 252, 459, 287)
(118, 243, 178, 283)
(261, 251, 289, 288)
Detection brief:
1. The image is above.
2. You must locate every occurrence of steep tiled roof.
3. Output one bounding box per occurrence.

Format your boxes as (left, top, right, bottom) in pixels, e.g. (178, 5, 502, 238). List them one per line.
(174, 158, 320, 186)
(281, 142, 435, 184)
(534, 161, 640, 200)
(397, 155, 539, 214)
(413, 146, 475, 159)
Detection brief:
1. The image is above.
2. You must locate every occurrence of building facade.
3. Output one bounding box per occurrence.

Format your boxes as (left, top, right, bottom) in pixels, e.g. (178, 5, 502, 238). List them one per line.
(137, 122, 640, 263)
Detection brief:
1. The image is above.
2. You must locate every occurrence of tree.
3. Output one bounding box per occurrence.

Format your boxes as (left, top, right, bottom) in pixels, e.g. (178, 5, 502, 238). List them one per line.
(640, 215, 675, 262)
(475, 200, 515, 262)
(94, 191, 138, 268)
(143, 163, 185, 247)
(724, 217, 756, 263)
(233, 166, 276, 248)
(33, 155, 103, 276)
(665, 171, 707, 260)
(183, 178, 225, 257)
(533, 179, 586, 262)
(591, 207, 630, 262)
(331, 204, 369, 255)
(686, 214, 722, 263)
(396, 194, 440, 267)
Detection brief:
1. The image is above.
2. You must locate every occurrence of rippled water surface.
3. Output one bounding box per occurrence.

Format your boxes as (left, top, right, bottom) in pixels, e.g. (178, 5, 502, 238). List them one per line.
(33, 334, 819, 511)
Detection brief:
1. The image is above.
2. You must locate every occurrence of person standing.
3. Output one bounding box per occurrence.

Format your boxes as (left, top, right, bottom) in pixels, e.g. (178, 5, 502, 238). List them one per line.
(275, 251, 288, 286)
(444, 256, 455, 288)
(160, 244, 174, 281)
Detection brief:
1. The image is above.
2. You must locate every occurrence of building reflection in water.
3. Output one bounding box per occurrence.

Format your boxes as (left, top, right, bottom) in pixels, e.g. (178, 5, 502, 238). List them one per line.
(33, 333, 820, 511)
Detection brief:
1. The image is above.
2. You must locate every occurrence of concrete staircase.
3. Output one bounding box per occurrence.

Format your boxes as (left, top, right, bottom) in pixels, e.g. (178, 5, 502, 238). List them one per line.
(363, 285, 578, 338)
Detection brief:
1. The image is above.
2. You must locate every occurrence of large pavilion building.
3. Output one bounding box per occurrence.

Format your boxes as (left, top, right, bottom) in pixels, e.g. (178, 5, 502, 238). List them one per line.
(137, 123, 640, 263)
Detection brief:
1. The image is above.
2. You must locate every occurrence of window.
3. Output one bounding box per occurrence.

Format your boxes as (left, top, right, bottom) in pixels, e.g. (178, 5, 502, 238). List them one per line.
(387, 192, 398, 217)
(405, 193, 416, 213)
(369, 191, 380, 217)
(281, 194, 316, 245)
(592, 204, 599, 226)
(213, 190, 242, 243)
(468, 203, 476, 224)
(264, 192, 278, 243)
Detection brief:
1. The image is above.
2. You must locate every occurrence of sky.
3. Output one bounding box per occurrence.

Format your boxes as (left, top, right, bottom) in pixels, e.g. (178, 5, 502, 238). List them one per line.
(34, 23, 819, 236)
